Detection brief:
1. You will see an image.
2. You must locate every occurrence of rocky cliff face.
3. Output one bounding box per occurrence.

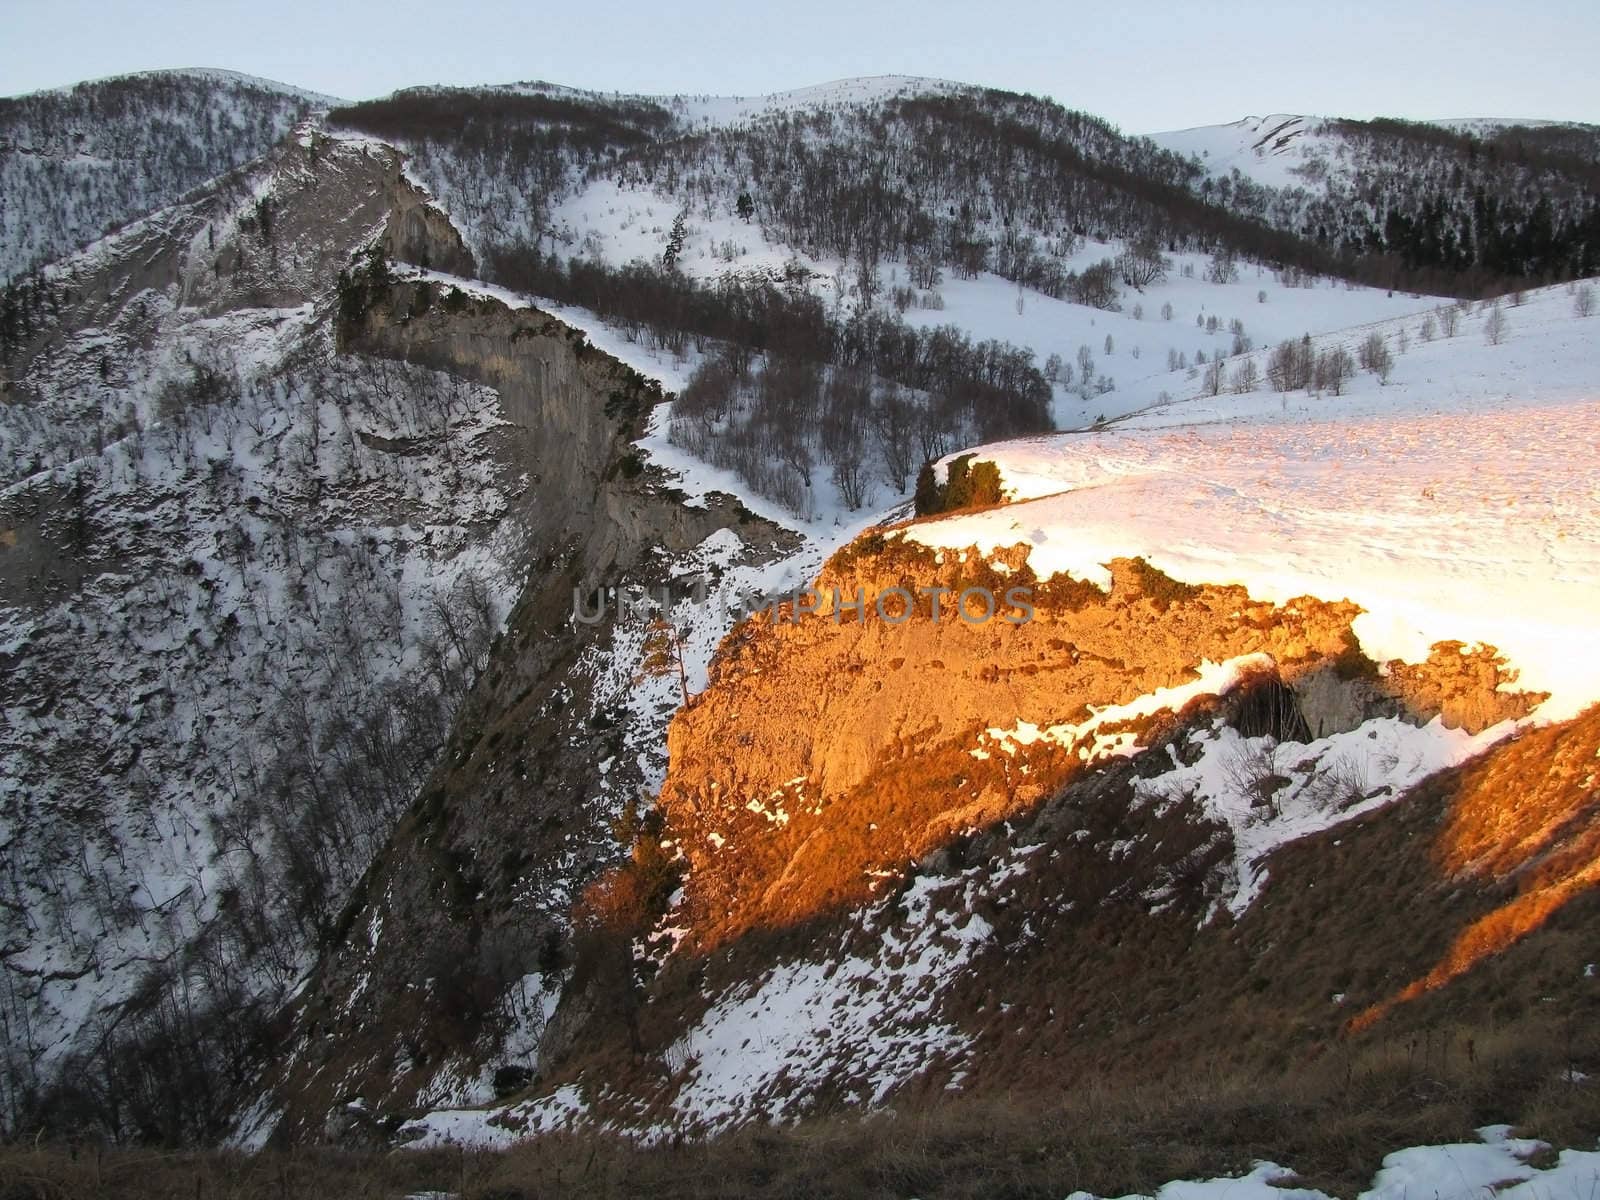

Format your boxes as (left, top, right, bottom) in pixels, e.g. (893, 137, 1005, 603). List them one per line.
(657, 535, 1538, 952)
(3, 132, 470, 392)
(256, 273, 799, 1144)
(0, 118, 797, 1142)
(659, 544, 1359, 950)
(443, 526, 1562, 1139)
(341, 281, 758, 578)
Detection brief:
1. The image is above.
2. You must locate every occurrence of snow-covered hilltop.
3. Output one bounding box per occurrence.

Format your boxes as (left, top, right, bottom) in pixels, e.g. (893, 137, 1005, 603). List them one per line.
(666, 74, 970, 126)
(0, 69, 337, 281)
(1147, 112, 1597, 188)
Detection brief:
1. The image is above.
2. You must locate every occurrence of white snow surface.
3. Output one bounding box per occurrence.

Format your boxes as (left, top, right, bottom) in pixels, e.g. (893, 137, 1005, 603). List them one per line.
(1071, 1126, 1600, 1200)
(980, 655, 1277, 764)
(666, 76, 967, 128)
(1147, 114, 1339, 190)
(1145, 712, 1509, 917)
(1146, 114, 1582, 190)
(660, 870, 991, 1134)
(406, 857, 1015, 1143)
(906, 283, 1600, 723)
(399, 1084, 587, 1150)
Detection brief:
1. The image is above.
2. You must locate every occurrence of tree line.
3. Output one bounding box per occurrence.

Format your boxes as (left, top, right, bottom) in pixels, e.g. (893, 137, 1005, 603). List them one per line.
(604, 90, 1341, 307)
(328, 82, 1598, 305)
(483, 242, 1053, 515)
(1201, 118, 1600, 294)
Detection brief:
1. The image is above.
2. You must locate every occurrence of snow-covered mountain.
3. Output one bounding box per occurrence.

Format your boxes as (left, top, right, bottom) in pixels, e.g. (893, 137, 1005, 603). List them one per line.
(2, 69, 1598, 1182)
(0, 69, 339, 282)
(1150, 112, 1600, 288)
(0, 129, 521, 1136)
(1150, 112, 1600, 190)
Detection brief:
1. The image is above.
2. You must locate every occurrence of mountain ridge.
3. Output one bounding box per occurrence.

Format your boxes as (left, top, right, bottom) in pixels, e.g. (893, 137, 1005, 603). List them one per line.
(4, 66, 345, 107)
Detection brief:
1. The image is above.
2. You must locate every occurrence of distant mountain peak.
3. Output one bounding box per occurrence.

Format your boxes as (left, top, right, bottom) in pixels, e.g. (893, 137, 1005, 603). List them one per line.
(6, 65, 344, 106)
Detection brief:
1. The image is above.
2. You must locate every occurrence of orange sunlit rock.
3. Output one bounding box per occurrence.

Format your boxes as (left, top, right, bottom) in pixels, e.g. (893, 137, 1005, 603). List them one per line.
(655, 541, 1370, 954)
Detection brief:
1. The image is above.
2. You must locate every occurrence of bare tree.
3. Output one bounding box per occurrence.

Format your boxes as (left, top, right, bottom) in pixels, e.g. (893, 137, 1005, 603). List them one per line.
(831, 447, 870, 510)
(1314, 347, 1355, 394)
(1484, 303, 1508, 345)
(1574, 283, 1595, 318)
(915, 405, 952, 465)
(1116, 237, 1169, 289)
(637, 616, 690, 707)
(774, 425, 815, 492)
(1268, 337, 1314, 392)
(871, 384, 917, 494)
(1358, 331, 1394, 383)
(908, 255, 942, 290)
(1204, 252, 1239, 284)
(853, 248, 882, 312)
(1230, 358, 1259, 393)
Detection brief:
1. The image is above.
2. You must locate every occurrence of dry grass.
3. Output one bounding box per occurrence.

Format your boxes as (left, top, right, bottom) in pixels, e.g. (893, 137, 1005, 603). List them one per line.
(6, 1050, 1594, 1200)
(0, 1143, 469, 1200)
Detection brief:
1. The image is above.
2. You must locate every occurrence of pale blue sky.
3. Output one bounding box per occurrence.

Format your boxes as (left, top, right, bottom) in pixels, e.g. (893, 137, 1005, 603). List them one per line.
(4, 0, 1597, 132)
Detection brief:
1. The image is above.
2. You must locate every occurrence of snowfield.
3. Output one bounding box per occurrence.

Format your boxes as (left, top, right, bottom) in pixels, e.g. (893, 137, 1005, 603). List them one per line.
(1146, 113, 1341, 190)
(1069, 1126, 1600, 1200)
(668, 75, 968, 128)
(908, 282, 1600, 722)
(1145, 112, 1581, 197)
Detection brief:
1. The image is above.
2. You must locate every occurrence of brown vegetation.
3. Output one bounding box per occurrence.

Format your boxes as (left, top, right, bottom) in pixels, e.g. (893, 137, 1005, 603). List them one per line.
(1351, 706, 1600, 1029)
(5, 1030, 1596, 1200)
